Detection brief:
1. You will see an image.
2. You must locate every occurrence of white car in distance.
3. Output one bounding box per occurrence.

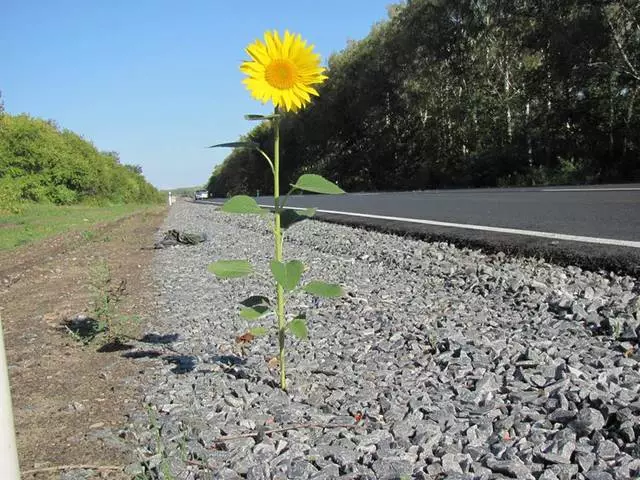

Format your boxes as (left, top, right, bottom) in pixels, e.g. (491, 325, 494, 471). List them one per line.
(194, 190, 209, 201)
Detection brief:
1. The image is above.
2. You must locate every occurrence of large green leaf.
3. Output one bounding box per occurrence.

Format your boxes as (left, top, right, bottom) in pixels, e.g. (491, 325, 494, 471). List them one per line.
(208, 141, 258, 149)
(207, 260, 253, 278)
(270, 260, 304, 291)
(291, 174, 345, 195)
(222, 195, 265, 214)
(288, 315, 308, 340)
(303, 280, 343, 298)
(280, 208, 316, 229)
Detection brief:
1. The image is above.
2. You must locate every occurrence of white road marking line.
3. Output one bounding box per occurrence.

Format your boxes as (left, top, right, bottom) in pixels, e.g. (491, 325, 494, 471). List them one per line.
(206, 201, 640, 248)
(541, 187, 640, 192)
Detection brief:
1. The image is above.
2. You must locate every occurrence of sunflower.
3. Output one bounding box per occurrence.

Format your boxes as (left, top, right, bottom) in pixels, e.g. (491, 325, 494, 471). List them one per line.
(240, 30, 327, 112)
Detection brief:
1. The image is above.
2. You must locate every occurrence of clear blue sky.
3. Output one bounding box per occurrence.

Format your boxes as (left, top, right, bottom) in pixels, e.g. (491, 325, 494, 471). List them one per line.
(2, 0, 393, 189)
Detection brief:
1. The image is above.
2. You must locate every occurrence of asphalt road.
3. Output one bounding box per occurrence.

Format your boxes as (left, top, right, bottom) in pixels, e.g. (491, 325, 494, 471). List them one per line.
(204, 184, 640, 274)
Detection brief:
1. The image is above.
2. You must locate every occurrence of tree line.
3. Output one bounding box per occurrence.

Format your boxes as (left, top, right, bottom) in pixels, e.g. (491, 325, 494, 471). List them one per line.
(208, 0, 639, 196)
(0, 104, 163, 211)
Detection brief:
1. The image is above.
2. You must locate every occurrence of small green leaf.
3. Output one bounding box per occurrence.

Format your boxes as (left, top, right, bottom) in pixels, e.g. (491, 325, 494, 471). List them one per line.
(270, 260, 304, 291)
(240, 295, 271, 308)
(303, 280, 343, 298)
(222, 195, 265, 214)
(249, 326, 268, 336)
(208, 260, 253, 278)
(288, 316, 308, 340)
(239, 305, 270, 320)
(280, 208, 316, 229)
(208, 141, 259, 149)
(299, 207, 316, 217)
(292, 174, 345, 195)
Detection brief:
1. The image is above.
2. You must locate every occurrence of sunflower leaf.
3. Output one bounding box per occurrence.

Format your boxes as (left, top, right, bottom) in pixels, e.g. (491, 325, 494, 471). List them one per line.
(207, 260, 253, 278)
(222, 195, 265, 214)
(239, 305, 270, 320)
(303, 280, 343, 298)
(280, 208, 316, 229)
(208, 141, 259, 149)
(270, 260, 304, 291)
(288, 315, 308, 340)
(249, 327, 268, 336)
(245, 114, 281, 121)
(292, 174, 345, 195)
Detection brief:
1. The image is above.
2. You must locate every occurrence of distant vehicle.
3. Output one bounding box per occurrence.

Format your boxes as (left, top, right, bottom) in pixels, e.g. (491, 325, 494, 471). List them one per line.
(194, 190, 209, 200)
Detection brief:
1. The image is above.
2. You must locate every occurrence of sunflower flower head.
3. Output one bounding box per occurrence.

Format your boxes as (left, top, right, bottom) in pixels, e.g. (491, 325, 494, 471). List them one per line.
(241, 30, 328, 112)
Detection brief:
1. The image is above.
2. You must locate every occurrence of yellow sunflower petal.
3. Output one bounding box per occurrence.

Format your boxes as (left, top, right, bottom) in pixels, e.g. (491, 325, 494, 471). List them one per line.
(264, 31, 279, 59)
(240, 61, 265, 76)
(246, 42, 270, 66)
(293, 85, 311, 103)
(282, 30, 293, 58)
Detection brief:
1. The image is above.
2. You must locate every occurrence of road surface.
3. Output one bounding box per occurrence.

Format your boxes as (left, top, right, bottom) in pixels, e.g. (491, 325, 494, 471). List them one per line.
(204, 184, 640, 274)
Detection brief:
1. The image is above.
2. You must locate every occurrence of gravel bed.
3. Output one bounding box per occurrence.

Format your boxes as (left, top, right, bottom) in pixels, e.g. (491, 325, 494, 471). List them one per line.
(125, 200, 640, 480)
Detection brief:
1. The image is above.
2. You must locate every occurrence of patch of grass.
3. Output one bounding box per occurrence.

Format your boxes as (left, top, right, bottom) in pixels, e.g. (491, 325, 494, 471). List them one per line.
(0, 203, 162, 251)
(80, 229, 96, 241)
(65, 259, 142, 347)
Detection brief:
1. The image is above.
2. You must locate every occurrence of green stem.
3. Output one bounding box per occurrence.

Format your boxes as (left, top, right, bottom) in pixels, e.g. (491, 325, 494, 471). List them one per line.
(256, 147, 275, 177)
(278, 186, 298, 212)
(272, 109, 286, 391)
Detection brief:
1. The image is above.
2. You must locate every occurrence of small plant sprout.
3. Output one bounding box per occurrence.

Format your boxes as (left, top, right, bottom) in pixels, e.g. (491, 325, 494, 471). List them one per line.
(207, 30, 344, 391)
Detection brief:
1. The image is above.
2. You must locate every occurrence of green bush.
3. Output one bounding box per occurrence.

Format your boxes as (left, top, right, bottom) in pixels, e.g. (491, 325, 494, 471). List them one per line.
(0, 177, 23, 214)
(0, 113, 163, 206)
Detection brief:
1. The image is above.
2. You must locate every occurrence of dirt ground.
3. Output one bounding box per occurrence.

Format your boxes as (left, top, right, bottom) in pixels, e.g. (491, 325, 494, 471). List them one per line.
(0, 206, 168, 479)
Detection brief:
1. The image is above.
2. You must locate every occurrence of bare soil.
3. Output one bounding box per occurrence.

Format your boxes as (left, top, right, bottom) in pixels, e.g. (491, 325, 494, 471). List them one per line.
(0, 207, 167, 479)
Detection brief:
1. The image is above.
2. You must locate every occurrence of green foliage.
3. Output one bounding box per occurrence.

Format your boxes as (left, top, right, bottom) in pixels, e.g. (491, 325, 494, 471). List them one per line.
(280, 207, 316, 229)
(87, 259, 140, 345)
(291, 174, 345, 194)
(221, 195, 265, 214)
(288, 315, 308, 340)
(303, 280, 343, 298)
(0, 177, 24, 214)
(239, 295, 271, 320)
(66, 259, 141, 345)
(239, 305, 270, 320)
(249, 326, 269, 336)
(207, 259, 253, 278)
(270, 260, 305, 292)
(0, 113, 163, 210)
(161, 185, 203, 198)
(208, 0, 640, 194)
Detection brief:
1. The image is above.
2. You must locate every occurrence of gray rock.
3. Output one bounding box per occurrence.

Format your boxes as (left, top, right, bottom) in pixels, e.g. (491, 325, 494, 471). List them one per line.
(548, 409, 577, 424)
(289, 459, 319, 478)
(595, 440, 619, 460)
(246, 463, 271, 480)
(370, 458, 413, 480)
(549, 463, 579, 480)
(121, 200, 640, 479)
(442, 453, 464, 474)
(570, 408, 606, 435)
(309, 464, 339, 480)
(585, 472, 614, 480)
(216, 468, 245, 480)
(575, 452, 596, 472)
(485, 456, 535, 479)
(538, 471, 560, 480)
